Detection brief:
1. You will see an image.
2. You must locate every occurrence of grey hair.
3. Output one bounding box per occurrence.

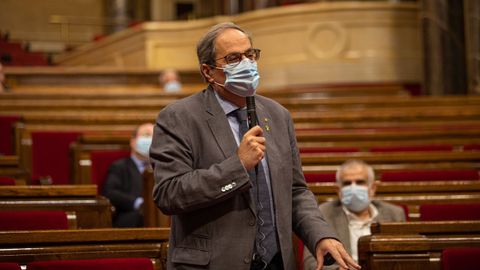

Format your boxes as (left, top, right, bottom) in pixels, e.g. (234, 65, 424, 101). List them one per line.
(335, 159, 375, 186)
(196, 22, 252, 68)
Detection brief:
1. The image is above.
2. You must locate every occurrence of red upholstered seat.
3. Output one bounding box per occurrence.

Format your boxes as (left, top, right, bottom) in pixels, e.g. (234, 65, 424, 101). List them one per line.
(90, 150, 130, 194)
(299, 147, 359, 154)
(0, 115, 22, 155)
(27, 258, 154, 270)
(0, 210, 69, 230)
(381, 169, 480, 182)
(370, 144, 453, 152)
(297, 240, 304, 270)
(442, 247, 480, 270)
(420, 203, 480, 221)
(304, 173, 336, 183)
(0, 263, 21, 270)
(31, 131, 81, 185)
(0, 176, 15, 185)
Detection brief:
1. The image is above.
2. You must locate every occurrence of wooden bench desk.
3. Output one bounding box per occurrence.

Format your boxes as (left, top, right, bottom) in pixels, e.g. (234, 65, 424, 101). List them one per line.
(358, 221, 480, 270)
(300, 151, 480, 166)
(0, 185, 112, 228)
(0, 227, 170, 270)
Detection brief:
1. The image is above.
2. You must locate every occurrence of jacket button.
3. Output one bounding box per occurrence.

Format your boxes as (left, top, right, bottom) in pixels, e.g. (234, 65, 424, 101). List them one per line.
(248, 220, 255, 226)
(244, 257, 251, 264)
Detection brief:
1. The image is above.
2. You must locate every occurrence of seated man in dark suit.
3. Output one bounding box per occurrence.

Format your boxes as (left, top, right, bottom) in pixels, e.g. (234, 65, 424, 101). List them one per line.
(102, 123, 154, 227)
(304, 159, 406, 269)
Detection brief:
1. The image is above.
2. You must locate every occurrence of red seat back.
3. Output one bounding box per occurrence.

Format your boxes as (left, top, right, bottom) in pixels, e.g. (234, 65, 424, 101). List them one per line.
(442, 247, 480, 270)
(299, 147, 359, 154)
(0, 263, 21, 270)
(370, 144, 453, 152)
(0, 176, 15, 185)
(381, 169, 479, 182)
(304, 173, 336, 183)
(0, 115, 22, 155)
(90, 150, 130, 194)
(31, 131, 81, 185)
(27, 258, 154, 270)
(420, 203, 480, 221)
(0, 210, 69, 230)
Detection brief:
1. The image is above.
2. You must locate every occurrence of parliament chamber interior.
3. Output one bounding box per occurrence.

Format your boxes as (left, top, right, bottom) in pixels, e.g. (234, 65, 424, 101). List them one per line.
(0, 0, 479, 269)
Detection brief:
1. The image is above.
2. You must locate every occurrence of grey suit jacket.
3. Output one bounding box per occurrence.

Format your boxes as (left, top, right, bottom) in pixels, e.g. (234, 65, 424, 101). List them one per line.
(150, 86, 337, 269)
(303, 200, 406, 270)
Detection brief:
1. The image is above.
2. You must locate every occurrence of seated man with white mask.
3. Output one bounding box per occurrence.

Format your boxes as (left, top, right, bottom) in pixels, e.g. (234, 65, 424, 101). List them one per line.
(102, 123, 154, 227)
(303, 159, 406, 270)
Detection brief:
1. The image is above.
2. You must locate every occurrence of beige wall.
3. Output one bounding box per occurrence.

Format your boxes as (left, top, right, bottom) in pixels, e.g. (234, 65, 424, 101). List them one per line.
(0, 0, 104, 49)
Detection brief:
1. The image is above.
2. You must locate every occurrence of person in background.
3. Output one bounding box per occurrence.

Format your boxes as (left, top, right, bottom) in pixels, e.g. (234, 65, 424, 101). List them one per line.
(150, 22, 359, 270)
(303, 159, 406, 270)
(159, 69, 182, 92)
(102, 123, 154, 227)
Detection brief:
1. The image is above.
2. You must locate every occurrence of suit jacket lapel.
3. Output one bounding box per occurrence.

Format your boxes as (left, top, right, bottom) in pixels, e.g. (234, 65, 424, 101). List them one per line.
(203, 88, 256, 216)
(255, 101, 282, 208)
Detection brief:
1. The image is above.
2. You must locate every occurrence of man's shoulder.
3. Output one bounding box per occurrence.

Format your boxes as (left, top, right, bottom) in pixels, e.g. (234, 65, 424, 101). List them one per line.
(165, 89, 206, 110)
(373, 200, 406, 220)
(319, 200, 342, 213)
(109, 156, 132, 170)
(373, 200, 403, 211)
(255, 94, 287, 112)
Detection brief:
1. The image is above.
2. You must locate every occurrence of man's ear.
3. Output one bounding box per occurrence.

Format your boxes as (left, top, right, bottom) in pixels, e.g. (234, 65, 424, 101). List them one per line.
(201, 64, 214, 83)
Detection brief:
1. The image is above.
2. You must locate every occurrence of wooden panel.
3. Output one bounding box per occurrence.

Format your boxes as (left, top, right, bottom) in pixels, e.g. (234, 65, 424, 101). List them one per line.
(0, 228, 169, 270)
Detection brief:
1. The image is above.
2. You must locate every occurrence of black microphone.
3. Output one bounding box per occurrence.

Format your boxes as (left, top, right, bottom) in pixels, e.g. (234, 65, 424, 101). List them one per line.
(246, 96, 259, 175)
(246, 96, 257, 129)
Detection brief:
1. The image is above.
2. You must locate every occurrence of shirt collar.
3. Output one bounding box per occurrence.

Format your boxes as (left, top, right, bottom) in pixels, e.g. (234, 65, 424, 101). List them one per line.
(213, 90, 242, 116)
(130, 154, 147, 173)
(342, 203, 379, 223)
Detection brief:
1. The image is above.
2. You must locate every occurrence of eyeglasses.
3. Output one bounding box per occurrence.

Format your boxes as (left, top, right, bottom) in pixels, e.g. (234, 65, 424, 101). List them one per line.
(216, 48, 261, 67)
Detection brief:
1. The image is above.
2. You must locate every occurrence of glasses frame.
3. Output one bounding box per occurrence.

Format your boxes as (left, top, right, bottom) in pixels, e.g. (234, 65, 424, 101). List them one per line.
(215, 48, 261, 67)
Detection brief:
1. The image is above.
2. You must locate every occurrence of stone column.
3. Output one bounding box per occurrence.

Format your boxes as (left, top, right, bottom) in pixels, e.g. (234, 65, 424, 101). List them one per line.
(421, 0, 468, 95)
(464, 0, 480, 94)
(104, 0, 130, 34)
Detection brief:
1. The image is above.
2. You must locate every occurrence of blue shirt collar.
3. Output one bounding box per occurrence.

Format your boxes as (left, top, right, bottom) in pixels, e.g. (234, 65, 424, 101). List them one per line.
(130, 154, 147, 174)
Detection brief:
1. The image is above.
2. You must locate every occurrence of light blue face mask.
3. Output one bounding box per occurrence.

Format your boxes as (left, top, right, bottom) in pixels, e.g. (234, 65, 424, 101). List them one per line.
(219, 58, 260, 97)
(164, 81, 182, 92)
(340, 184, 370, 213)
(135, 136, 152, 157)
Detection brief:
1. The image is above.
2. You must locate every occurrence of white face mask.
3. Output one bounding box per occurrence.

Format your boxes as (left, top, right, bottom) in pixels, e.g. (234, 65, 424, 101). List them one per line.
(340, 184, 370, 213)
(164, 81, 182, 92)
(214, 58, 260, 97)
(135, 136, 152, 157)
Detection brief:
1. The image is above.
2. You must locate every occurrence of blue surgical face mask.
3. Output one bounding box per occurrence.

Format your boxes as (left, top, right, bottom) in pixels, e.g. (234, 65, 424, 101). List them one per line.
(340, 184, 370, 213)
(135, 136, 152, 157)
(164, 81, 182, 92)
(215, 58, 260, 97)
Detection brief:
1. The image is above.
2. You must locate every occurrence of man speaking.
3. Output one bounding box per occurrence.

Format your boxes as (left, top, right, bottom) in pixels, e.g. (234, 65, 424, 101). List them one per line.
(150, 22, 360, 270)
